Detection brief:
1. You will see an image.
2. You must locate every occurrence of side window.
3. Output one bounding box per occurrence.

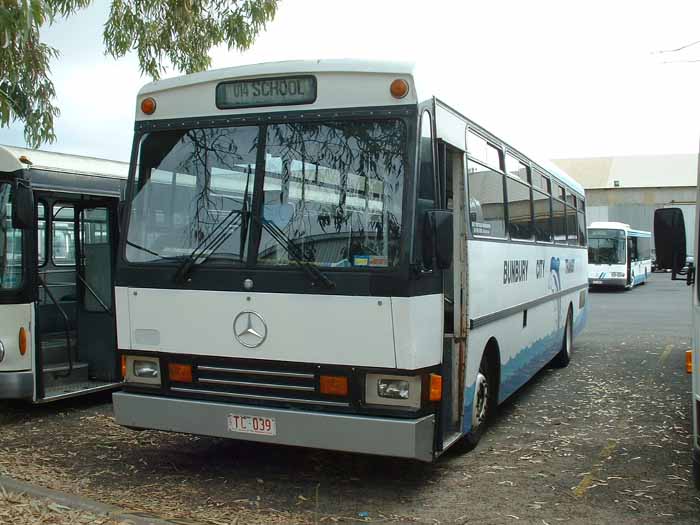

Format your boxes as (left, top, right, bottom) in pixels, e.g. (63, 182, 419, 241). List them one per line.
(52, 204, 76, 266)
(37, 202, 46, 266)
(533, 188, 552, 242)
(0, 183, 23, 289)
(467, 159, 506, 237)
(506, 154, 529, 183)
(506, 176, 533, 240)
(418, 111, 435, 201)
(552, 198, 566, 243)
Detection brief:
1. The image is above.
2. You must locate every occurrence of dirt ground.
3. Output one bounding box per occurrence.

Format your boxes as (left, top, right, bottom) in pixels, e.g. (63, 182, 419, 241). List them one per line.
(0, 274, 699, 524)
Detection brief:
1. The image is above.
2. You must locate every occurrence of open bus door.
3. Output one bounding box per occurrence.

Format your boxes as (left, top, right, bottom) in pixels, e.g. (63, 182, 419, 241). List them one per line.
(35, 197, 120, 402)
(435, 140, 468, 452)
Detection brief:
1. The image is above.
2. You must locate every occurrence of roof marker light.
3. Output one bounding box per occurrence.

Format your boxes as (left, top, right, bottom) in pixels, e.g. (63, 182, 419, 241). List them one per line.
(141, 97, 157, 115)
(390, 79, 409, 99)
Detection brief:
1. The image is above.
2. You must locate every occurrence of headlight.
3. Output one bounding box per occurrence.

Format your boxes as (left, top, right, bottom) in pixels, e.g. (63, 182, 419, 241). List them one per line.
(0, 340, 5, 363)
(365, 373, 421, 408)
(134, 360, 159, 378)
(124, 355, 161, 386)
(378, 379, 410, 399)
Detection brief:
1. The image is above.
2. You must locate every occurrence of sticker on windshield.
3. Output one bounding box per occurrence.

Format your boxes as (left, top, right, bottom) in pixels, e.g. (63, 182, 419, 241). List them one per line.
(368, 256, 388, 267)
(353, 255, 370, 267)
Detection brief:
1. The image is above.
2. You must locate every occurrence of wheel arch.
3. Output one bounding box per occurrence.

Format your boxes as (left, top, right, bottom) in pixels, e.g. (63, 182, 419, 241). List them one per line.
(482, 336, 501, 405)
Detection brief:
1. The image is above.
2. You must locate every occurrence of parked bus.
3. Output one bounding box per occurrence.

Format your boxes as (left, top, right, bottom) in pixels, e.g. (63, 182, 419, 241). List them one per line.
(0, 145, 127, 402)
(587, 222, 652, 288)
(113, 60, 589, 460)
(654, 201, 699, 488)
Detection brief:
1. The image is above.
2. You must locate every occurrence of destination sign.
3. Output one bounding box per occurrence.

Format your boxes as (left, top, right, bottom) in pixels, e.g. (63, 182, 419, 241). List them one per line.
(216, 76, 317, 109)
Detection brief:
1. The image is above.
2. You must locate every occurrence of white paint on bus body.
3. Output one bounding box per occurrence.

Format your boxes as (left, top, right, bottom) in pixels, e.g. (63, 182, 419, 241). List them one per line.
(0, 303, 33, 372)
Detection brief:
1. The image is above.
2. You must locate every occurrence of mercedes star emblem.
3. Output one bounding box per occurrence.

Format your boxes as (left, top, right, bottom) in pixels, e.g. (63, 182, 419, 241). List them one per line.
(233, 311, 268, 348)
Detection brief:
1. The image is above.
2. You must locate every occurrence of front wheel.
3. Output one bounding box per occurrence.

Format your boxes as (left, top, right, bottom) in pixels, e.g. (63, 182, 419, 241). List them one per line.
(463, 355, 495, 449)
(551, 308, 573, 368)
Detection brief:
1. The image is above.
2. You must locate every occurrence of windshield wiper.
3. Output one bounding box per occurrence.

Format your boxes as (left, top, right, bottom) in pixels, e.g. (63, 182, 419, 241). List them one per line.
(249, 213, 335, 289)
(174, 209, 243, 284)
(126, 240, 167, 260)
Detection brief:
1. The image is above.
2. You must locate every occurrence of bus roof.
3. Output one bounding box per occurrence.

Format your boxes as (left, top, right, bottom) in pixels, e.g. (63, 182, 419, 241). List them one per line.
(0, 145, 128, 179)
(139, 59, 415, 95)
(589, 221, 651, 236)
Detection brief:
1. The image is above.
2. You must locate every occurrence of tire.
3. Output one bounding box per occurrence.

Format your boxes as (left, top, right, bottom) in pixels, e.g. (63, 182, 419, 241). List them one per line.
(693, 450, 700, 490)
(551, 308, 573, 368)
(463, 353, 495, 449)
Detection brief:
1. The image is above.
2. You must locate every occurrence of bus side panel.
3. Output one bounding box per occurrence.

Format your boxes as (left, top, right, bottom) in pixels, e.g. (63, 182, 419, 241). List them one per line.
(462, 241, 587, 433)
(0, 303, 33, 371)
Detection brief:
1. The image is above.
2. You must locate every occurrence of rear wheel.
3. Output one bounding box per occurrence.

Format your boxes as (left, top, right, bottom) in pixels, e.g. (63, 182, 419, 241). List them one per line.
(552, 308, 573, 368)
(464, 354, 495, 449)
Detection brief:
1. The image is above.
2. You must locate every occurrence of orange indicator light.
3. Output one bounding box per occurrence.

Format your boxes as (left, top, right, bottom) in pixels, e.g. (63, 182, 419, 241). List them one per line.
(429, 373, 442, 402)
(687, 350, 693, 374)
(18, 327, 27, 356)
(168, 363, 193, 383)
(320, 375, 348, 396)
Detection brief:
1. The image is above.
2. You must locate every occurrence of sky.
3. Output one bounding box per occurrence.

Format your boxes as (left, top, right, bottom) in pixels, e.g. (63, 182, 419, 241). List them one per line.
(1, 0, 700, 163)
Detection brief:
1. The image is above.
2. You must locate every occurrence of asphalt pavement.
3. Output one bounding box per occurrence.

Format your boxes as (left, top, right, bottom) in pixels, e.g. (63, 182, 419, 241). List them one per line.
(0, 273, 698, 524)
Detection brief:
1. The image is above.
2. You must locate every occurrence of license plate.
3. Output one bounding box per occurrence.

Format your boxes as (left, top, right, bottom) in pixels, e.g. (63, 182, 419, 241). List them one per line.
(592, 280, 603, 285)
(227, 414, 276, 436)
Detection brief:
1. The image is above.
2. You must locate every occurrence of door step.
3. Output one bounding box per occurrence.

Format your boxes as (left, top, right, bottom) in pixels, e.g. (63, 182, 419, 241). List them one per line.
(42, 361, 89, 388)
(39, 380, 120, 403)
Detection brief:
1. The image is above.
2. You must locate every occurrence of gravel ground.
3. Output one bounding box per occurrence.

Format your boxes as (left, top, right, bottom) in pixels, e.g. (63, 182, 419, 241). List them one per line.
(0, 489, 125, 524)
(0, 274, 698, 523)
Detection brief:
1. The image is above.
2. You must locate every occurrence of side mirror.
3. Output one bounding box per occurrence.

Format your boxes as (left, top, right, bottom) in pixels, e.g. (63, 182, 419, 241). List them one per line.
(11, 179, 34, 229)
(423, 210, 453, 270)
(654, 208, 687, 275)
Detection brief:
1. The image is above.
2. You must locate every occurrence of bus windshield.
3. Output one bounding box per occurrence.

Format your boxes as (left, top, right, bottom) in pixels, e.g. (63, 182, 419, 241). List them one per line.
(0, 182, 23, 289)
(126, 119, 406, 270)
(588, 228, 626, 265)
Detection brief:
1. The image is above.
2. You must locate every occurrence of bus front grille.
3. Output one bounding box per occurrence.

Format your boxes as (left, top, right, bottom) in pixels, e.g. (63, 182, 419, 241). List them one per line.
(168, 360, 351, 408)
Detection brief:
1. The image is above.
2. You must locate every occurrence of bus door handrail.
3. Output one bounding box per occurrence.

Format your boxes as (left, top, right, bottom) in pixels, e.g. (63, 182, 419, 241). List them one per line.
(76, 273, 112, 315)
(37, 276, 73, 378)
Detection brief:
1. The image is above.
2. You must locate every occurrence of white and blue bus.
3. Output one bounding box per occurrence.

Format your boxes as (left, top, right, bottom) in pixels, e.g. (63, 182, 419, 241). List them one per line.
(588, 222, 652, 288)
(113, 60, 589, 460)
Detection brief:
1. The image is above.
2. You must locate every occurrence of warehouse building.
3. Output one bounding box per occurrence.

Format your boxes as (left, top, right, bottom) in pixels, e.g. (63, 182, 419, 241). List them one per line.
(553, 154, 698, 255)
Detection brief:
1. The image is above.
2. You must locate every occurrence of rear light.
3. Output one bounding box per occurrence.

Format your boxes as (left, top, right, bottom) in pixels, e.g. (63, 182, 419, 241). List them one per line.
(168, 363, 193, 383)
(319, 375, 348, 396)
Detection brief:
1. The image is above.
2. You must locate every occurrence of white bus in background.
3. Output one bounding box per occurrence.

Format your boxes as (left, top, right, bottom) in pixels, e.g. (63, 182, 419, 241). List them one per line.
(113, 60, 589, 460)
(588, 222, 651, 288)
(0, 146, 127, 402)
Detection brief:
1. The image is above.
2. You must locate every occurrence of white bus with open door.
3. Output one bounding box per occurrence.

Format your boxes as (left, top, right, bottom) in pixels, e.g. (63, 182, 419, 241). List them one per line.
(0, 146, 127, 402)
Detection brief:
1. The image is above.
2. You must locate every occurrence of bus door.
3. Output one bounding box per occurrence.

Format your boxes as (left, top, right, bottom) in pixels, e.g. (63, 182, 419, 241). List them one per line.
(627, 237, 633, 286)
(75, 202, 120, 384)
(436, 141, 468, 448)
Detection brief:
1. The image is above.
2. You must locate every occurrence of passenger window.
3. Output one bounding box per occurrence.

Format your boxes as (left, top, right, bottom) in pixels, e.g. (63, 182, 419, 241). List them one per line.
(418, 111, 435, 201)
(552, 198, 566, 243)
(52, 204, 76, 266)
(37, 202, 46, 266)
(506, 154, 529, 183)
(533, 189, 552, 242)
(506, 177, 533, 240)
(467, 159, 506, 237)
(467, 130, 501, 169)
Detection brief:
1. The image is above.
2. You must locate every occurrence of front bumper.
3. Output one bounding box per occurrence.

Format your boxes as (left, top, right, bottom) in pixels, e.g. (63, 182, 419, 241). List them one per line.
(588, 278, 627, 287)
(0, 370, 33, 399)
(113, 392, 436, 461)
